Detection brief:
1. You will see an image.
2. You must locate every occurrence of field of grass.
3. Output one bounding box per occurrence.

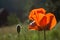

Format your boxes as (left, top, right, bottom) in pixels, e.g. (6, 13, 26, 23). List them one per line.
(0, 22, 60, 40)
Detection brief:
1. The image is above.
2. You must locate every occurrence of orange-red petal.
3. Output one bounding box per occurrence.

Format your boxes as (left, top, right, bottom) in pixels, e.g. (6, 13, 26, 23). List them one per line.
(29, 21, 39, 30)
(46, 13, 57, 30)
(36, 8, 46, 14)
(39, 16, 47, 28)
(29, 8, 46, 21)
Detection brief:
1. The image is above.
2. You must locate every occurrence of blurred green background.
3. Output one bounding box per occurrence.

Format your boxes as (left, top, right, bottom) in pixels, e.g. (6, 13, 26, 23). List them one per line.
(0, 0, 60, 40)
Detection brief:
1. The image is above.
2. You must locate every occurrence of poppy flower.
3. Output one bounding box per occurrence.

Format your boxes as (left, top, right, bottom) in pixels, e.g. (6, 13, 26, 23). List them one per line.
(28, 11, 57, 31)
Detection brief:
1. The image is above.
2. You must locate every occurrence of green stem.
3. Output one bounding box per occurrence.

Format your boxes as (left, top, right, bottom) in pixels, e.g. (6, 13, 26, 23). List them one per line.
(17, 33, 20, 40)
(38, 31, 40, 40)
(44, 30, 46, 40)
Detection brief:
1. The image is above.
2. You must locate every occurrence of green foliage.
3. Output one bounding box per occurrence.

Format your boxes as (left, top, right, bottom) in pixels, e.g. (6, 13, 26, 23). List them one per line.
(0, 22, 60, 40)
(50, 30, 60, 40)
(7, 13, 19, 25)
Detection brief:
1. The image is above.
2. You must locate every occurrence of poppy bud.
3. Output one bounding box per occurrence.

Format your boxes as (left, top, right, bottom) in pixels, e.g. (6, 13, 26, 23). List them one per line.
(16, 24, 20, 34)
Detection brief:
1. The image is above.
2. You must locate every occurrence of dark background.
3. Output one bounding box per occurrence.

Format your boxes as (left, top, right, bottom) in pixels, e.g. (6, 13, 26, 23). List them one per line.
(0, 0, 60, 26)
